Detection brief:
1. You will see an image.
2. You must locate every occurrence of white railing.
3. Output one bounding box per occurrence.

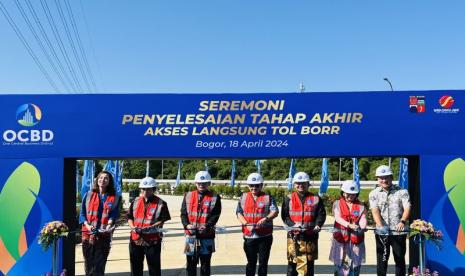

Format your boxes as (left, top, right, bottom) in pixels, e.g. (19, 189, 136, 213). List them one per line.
(122, 179, 396, 189)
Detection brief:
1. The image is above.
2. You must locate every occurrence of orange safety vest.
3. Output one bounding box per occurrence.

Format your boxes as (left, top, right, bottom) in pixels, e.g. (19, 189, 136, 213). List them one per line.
(332, 197, 365, 244)
(288, 192, 319, 235)
(130, 196, 164, 242)
(185, 190, 217, 238)
(240, 192, 273, 237)
(82, 191, 118, 240)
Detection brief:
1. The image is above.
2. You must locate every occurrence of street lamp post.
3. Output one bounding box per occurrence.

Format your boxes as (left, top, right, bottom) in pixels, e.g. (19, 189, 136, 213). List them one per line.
(383, 77, 394, 92)
(384, 77, 393, 167)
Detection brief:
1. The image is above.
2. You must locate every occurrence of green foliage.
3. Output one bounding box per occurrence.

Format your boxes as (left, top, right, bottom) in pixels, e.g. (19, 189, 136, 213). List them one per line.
(122, 182, 139, 192)
(110, 157, 402, 182)
(157, 184, 171, 194)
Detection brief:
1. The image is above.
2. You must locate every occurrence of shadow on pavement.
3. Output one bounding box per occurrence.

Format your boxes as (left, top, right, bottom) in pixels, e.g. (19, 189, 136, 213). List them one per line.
(104, 264, 397, 275)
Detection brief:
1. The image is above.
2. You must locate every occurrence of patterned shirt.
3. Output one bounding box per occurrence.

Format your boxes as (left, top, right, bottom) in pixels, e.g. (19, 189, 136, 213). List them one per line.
(369, 185, 410, 235)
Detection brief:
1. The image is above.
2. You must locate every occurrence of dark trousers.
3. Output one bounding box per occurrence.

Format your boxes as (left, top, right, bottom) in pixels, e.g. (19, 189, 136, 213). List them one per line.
(129, 241, 162, 276)
(287, 260, 315, 276)
(375, 234, 407, 276)
(186, 254, 212, 276)
(243, 235, 273, 276)
(82, 237, 111, 276)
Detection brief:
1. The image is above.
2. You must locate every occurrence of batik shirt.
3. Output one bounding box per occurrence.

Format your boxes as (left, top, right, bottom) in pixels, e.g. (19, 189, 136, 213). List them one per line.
(369, 185, 410, 235)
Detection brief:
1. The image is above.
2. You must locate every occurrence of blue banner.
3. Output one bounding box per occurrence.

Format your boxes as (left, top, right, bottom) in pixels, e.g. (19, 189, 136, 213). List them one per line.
(80, 160, 94, 198)
(76, 162, 80, 193)
(319, 158, 329, 195)
(398, 158, 408, 189)
(0, 159, 63, 275)
(1, 92, 465, 158)
(104, 160, 123, 196)
(353, 158, 360, 190)
(421, 156, 465, 275)
(255, 160, 261, 174)
(287, 158, 296, 190)
(146, 160, 150, 177)
(230, 160, 236, 187)
(175, 160, 183, 187)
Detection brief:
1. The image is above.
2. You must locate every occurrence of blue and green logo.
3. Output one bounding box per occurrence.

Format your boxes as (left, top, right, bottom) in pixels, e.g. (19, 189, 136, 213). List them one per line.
(16, 104, 42, 127)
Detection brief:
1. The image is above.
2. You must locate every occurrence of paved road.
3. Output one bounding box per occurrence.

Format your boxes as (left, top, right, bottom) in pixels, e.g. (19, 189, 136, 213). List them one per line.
(75, 195, 406, 275)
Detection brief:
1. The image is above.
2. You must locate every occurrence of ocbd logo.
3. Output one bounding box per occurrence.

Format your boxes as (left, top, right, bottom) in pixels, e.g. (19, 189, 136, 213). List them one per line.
(16, 103, 42, 127)
(2, 103, 54, 145)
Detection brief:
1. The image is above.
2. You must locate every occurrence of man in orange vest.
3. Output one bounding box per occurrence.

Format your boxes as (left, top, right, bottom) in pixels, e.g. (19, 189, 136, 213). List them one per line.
(181, 171, 222, 276)
(128, 177, 171, 276)
(281, 171, 326, 276)
(237, 172, 279, 276)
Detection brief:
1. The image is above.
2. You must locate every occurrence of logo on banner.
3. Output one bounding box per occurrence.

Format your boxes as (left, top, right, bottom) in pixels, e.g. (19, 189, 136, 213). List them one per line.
(434, 95, 460, 114)
(2, 103, 54, 146)
(16, 104, 42, 126)
(409, 96, 426, 113)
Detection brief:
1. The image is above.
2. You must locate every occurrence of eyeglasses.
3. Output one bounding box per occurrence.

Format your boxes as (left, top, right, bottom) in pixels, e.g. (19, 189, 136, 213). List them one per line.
(248, 184, 262, 188)
(294, 182, 308, 185)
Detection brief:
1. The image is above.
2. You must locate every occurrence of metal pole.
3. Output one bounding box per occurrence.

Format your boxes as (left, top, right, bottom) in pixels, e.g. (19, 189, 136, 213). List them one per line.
(388, 157, 392, 168)
(161, 160, 164, 179)
(418, 234, 425, 275)
(52, 240, 58, 276)
(338, 158, 342, 181)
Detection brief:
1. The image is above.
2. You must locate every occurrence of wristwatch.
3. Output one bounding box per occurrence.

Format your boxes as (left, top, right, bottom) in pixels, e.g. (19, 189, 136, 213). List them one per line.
(400, 220, 407, 224)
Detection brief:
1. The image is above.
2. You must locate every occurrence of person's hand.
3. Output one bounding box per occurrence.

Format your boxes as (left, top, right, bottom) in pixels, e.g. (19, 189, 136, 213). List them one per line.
(313, 225, 321, 232)
(375, 225, 389, 235)
(293, 222, 302, 228)
(256, 218, 267, 226)
(349, 224, 360, 231)
(395, 222, 405, 232)
(105, 224, 113, 231)
(186, 224, 195, 229)
(84, 222, 95, 233)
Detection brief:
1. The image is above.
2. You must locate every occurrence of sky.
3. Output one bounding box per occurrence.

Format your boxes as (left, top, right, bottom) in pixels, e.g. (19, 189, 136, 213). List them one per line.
(1, 0, 465, 94)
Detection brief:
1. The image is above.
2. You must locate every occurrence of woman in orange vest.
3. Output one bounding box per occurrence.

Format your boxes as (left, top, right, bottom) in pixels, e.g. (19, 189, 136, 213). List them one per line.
(329, 180, 367, 276)
(236, 173, 279, 276)
(281, 171, 326, 276)
(128, 176, 171, 276)
(180, 171, 222, 276)
(79, 170, 120, 276)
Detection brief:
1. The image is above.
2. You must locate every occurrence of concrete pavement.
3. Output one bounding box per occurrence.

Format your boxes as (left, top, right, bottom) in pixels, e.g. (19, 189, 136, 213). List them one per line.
(75, 195, 407, 275)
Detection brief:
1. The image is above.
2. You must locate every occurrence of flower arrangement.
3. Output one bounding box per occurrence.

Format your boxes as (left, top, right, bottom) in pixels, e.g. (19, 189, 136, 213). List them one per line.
(409, 219, 443, 247)
(38, 221, 69, 251)
(410, 266, 439, 276)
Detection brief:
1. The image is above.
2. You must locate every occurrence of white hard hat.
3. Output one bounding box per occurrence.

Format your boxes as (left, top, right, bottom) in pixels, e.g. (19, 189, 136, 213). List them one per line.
(375, 165, 393, 177)
(139, 177, 157, 188)
(194, 171, 211, 183)
(293, 172, 310, 183)
(246, 173, 264, 185)
(341, 180, 359, 194)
